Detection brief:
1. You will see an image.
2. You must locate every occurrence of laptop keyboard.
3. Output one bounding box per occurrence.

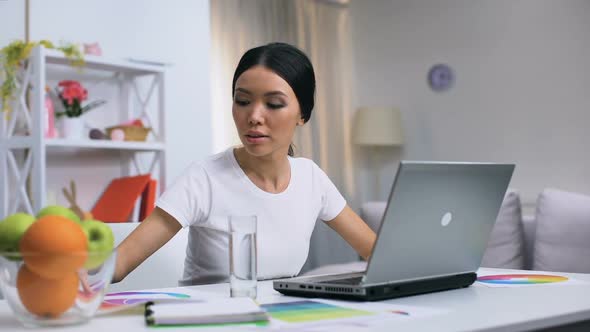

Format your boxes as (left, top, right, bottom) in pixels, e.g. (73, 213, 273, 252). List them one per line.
(318, 276, 363, 285)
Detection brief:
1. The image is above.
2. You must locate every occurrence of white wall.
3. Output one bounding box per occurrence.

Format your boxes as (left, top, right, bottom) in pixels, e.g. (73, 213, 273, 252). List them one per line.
(0, 0, 24, 47)
(1, 0, 211, 211)
(350, 0, 590, 211)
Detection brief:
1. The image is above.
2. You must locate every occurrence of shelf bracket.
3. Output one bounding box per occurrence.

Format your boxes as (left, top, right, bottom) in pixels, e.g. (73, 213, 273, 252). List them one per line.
(7, 63, 33, 137)
(6, 149, 34, 214)
(132, 76, 160, 140)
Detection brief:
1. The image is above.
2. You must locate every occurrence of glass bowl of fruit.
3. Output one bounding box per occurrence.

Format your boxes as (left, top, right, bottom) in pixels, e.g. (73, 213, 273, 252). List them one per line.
(0, 213, 116, 327)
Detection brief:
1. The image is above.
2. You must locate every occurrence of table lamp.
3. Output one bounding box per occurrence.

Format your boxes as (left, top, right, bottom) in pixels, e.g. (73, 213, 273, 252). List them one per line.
(353, 107, 403, 200)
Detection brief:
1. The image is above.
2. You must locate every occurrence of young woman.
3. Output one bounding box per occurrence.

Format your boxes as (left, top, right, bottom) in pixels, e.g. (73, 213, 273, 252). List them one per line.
(113, 42, 376, 285)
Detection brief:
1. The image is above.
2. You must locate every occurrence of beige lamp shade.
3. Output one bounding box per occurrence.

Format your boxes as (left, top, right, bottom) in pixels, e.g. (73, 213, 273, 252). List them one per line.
(352, 107, 403, 146)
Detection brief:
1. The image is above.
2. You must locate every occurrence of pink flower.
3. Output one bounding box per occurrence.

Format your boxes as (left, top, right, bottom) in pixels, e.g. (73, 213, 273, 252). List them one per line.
(59, 81, 87, 102)
(58, 80, 81, 88)
(56, 80, 104, 117)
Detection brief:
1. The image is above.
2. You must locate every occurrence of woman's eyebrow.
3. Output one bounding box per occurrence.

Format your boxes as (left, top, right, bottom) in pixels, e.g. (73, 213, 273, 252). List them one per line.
(264, 91, 288, 97)
(235, 88, 288, 98)
(235, 87, 252, 95)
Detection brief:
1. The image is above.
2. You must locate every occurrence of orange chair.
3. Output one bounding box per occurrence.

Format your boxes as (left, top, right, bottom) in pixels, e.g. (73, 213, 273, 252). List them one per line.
(91, 174, 157, 223)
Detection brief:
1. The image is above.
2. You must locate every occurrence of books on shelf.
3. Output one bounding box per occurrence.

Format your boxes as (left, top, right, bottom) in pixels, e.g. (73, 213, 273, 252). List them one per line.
(144, 297, 269, 326)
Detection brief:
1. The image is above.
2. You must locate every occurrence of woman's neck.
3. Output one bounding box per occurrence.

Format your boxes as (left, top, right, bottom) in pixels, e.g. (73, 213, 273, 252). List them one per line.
(233, 147, 291, 194)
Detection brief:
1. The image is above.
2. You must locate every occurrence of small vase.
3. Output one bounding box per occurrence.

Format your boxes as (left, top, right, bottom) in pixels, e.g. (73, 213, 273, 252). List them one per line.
(44, 93, 57, 138)
(59, 117, 86, 139)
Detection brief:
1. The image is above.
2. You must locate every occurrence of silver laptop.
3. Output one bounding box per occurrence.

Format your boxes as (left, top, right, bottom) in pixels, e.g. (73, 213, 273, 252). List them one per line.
(274, 161, 515, 301)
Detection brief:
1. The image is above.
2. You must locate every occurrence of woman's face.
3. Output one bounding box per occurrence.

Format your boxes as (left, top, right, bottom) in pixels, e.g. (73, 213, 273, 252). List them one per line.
(232, 65, 303, 158)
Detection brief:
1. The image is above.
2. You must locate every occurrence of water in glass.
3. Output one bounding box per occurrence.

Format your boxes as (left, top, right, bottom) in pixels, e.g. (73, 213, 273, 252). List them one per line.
(229, 216, 257, 298)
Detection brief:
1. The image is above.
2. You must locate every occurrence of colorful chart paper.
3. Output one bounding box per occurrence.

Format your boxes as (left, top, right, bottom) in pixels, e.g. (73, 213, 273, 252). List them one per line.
(100, 291, 193, 312)
(477, 274, 569, 285)
(261, 300, 374, 323)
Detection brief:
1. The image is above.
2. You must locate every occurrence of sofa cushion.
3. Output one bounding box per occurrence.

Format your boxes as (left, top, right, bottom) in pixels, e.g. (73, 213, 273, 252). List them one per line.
(480, 190, 525, 269)
(521, 215, 537, 270)
(533, 188, 590, 273)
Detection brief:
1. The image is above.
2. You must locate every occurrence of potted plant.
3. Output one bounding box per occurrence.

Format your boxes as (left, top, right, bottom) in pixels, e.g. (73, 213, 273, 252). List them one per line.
(55, 80, 106, 139)
(1, 40, 83, 113)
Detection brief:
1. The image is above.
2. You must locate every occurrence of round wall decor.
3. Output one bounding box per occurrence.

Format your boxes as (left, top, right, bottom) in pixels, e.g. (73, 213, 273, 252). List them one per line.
(428, 63, 454, 92)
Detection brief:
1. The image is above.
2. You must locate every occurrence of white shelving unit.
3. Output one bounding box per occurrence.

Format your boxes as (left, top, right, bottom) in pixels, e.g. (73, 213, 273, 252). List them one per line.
(0, 45, 167, 218)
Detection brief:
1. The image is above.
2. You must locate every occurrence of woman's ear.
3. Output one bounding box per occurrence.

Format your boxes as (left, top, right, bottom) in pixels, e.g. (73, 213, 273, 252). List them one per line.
(297, 118, 305, 126)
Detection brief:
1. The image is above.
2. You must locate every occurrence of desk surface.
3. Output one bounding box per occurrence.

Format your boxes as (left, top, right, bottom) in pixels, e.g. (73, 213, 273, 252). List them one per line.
(1, 268, 590, 332)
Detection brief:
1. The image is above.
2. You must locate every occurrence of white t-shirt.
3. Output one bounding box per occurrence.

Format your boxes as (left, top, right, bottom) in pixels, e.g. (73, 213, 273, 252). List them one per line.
(156, 148, 346, 285)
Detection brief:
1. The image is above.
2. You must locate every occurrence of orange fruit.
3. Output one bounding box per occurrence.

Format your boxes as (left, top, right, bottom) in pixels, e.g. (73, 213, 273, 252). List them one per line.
(17, 264, 79, 317)
(19, 215, 88, 279)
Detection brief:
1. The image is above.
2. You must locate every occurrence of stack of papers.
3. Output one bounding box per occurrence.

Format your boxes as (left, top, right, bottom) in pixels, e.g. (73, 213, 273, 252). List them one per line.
(144, 297, 269, 326)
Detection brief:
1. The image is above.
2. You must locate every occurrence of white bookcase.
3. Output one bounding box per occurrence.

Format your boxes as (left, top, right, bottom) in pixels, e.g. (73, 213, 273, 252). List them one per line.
(0, 45, 167, 218)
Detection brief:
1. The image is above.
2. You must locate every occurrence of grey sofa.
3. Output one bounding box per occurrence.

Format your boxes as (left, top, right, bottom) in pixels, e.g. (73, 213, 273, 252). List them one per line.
(305, 188, 590, 276)
(361, 188, 590, 273)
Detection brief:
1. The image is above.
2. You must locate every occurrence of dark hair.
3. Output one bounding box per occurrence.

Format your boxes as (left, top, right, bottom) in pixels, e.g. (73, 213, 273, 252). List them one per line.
(232, 42, 316, 156)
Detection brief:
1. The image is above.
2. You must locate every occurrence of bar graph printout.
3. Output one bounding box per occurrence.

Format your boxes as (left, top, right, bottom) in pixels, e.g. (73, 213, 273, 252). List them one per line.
(259, 299, 446, 329)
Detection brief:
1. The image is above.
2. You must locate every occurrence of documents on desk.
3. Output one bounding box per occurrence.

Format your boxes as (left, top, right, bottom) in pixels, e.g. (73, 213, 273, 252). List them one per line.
(141, 295, 445, 328)
(144, 297, 269, 326)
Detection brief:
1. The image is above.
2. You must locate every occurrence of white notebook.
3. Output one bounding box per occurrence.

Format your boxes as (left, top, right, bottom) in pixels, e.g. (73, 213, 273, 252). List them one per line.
(144, 297, 269, 326)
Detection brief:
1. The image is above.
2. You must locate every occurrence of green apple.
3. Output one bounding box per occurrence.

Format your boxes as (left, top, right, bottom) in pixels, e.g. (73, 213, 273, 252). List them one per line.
(81, 220, 115, 269)
(0, 213, 36, 260)
(36, 205, 81, 224)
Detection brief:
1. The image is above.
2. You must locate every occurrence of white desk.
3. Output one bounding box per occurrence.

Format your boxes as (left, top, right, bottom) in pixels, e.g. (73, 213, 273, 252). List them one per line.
(1, 268, 590, 331)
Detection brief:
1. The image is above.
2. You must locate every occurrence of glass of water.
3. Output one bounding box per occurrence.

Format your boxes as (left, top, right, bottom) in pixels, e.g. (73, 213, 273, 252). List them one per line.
(229, 215, 257, 298)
